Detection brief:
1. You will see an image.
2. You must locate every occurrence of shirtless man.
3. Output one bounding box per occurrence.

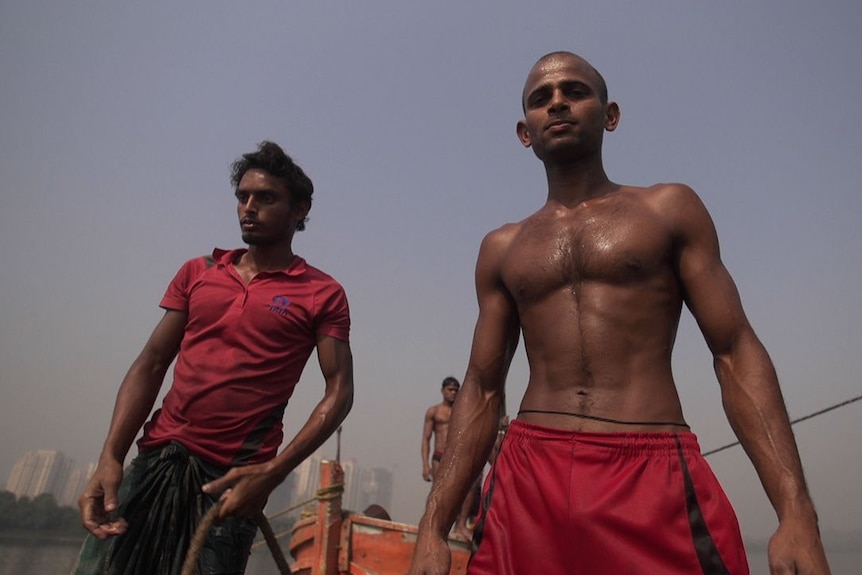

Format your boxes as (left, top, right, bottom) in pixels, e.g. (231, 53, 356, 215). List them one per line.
(421, 377, 477, 539)
(421, 377, 460, 483)
(408, 52, 830, 575)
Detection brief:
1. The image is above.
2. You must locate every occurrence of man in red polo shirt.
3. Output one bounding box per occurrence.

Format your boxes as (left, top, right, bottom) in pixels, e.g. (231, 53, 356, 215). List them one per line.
(74, 141, 354, 575)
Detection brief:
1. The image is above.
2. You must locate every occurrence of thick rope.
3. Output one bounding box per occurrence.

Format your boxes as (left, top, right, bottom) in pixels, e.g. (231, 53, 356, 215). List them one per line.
(266, 479, 344, 521)
(315, 482, 345, 501)
(180, 502, 290, 575)
(181, 482, 345, 574)
(255, 509, 292, 575)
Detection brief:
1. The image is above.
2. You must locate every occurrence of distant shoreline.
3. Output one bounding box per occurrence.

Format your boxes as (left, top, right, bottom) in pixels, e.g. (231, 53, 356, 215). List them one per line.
(1, 528, 856, 553)
(0, 530, 85, 547)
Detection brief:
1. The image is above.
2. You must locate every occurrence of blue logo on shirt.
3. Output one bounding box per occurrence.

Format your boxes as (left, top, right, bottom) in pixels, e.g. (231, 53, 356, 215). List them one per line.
(269, 295, 291, 316)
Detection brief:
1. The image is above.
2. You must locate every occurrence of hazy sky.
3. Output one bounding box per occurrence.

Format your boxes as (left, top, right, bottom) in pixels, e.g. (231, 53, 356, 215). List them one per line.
(1, 1, 860, 544)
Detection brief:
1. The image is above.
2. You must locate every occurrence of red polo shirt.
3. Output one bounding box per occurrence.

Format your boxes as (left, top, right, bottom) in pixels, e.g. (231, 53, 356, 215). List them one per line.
(138, 248, 350, 467)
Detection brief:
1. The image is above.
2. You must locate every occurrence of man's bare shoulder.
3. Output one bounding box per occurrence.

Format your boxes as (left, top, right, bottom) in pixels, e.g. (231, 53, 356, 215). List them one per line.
(474, 220, 523, 271)
(630, 183, 716, 249)
(480, 205, 558, 252)
(427, 402, 452, 422)
(624, 182, 699, 203)
(630, 182, 704, 208)
(427, 402, 449, 414)
(625, 182, 711, 226)
(481, 220, 523, 250)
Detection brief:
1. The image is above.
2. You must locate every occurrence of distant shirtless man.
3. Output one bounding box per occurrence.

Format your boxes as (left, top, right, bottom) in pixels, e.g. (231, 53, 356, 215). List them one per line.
(408, 52, 830, 575)
(421, 377, 476, 539)
(421, 377, 460, 483)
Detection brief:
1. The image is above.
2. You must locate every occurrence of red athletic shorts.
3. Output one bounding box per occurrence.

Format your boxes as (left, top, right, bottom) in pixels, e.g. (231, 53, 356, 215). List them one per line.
(468, 420, 749, 575)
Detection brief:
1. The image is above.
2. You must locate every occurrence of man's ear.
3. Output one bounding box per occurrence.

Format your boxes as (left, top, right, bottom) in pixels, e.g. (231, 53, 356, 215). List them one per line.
(516, 120, 532, 148)
(604, 102, 621, 132)
(294, 199, 311, 224)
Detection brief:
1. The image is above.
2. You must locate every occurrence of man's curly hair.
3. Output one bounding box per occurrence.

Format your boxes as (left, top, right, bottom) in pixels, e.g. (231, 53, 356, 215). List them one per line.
(230, 141, 313, 231)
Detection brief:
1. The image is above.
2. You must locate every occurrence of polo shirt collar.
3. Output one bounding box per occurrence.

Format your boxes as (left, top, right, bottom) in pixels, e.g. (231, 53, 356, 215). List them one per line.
(211, 248, 307, 277)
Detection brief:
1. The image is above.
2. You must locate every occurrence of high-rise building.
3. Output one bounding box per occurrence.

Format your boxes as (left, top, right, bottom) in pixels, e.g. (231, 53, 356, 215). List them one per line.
(58, 464, 93, 507)
(361, 467, 393, 512)
(255, 453, 395, 522)
(264, 471, 298, 517)
(290, 453, 324, 511)
(6, 450, 71, 501)
(338, 458, 393, 514)
(341, 457, 362, 511)
(5, 450, 95, 506)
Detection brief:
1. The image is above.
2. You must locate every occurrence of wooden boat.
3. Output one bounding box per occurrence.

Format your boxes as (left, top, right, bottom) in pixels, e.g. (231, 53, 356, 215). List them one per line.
(288, 460, 471, 575)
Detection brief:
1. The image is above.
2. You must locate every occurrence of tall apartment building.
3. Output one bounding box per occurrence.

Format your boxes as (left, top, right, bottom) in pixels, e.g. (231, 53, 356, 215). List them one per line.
(5, 450, 94, 506)
(361, 466, 393, 512)
(278, 454, 394, 519)
(341, 458, 362, 511)
(6, 450, 71, 501)
(58, 462, 97, 507)
(289, 453, 324, 513)
(264, 470, 298, 517)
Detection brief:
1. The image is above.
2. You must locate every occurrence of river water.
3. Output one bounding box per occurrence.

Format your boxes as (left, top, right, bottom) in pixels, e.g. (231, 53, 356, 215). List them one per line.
(0, 541, 288, 575)
(0, 542, 857, 574)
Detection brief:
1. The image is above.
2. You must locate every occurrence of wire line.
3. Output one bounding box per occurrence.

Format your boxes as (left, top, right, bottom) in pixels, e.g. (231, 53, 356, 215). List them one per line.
(703, 393, 862, 457)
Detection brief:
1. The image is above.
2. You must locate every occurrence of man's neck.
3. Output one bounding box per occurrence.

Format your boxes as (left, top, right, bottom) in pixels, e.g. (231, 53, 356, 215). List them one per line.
(241, 243, 296, 273)
(544, 156, 614, 207)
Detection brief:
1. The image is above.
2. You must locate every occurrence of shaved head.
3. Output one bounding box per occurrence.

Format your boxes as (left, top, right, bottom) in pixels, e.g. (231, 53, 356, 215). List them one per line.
(522, 51, 608, 111)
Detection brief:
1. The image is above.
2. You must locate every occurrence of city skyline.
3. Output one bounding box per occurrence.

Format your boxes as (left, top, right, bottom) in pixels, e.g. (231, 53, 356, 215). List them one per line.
(3, 447, 395, 522)
(4, 450, 94, 508)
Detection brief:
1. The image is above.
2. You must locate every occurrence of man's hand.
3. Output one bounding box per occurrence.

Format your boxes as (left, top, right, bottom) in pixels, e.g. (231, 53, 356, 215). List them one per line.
(202, 463, 281, 520)
(407, 531, 452, 575)
(78, 458, 128, 540)
(767, 516, 831, 574)
(422, 463, 433, 482)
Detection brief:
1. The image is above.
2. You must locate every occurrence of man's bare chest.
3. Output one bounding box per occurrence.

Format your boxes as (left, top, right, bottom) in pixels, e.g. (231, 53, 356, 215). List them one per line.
(433, 406, 452, 425)
(502, 207, 672, 302)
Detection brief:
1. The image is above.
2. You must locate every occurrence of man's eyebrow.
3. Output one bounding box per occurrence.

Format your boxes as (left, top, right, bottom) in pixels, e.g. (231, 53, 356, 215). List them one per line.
(528, 78, 592, 96)
(237, 186, 279, 193)
(524, 83, 551, 103)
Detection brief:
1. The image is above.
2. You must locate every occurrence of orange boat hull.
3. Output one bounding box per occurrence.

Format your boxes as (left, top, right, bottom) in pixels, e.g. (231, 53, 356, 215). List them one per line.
(286, 460, 470, 575)
(289, 512, 470, 575)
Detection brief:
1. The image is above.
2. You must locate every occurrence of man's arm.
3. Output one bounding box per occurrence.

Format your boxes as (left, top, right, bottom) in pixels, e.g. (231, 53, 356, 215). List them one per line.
(203, 335, 354, 519)
(79, 309, 186, 539)
(421, 407, 435, 482)
(672, 185, 830, 573)
(409, 229, 520, 575)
